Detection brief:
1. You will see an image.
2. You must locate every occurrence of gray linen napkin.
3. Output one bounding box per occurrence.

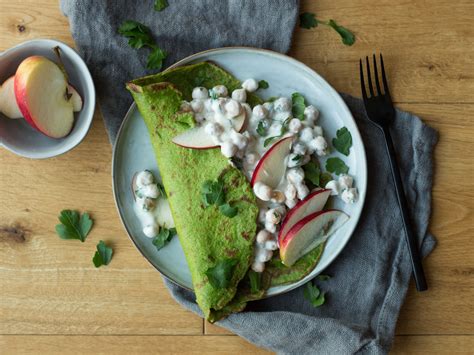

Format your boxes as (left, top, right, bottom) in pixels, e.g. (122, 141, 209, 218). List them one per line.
(61, 1, 437, 353)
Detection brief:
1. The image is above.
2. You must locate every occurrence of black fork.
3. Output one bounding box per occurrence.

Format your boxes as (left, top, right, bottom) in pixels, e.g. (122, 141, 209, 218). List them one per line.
(360, 54, 428, 292)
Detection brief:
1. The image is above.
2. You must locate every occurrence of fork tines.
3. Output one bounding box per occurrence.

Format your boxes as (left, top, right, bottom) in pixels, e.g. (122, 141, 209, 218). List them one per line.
(359, 54, 391, 101)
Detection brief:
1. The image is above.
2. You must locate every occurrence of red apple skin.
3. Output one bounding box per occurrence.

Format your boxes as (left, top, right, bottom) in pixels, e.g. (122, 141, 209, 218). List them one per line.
(14, 56, 43, 132)
(250, 135, 293, 187)
(278, 189, 331, 245)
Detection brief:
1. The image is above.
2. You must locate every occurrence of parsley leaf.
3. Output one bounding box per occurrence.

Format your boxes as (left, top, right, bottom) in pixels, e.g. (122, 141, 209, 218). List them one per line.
(300, 12, 318, 29)
(319, 172, 333, 188)
(325, 157, 349, 175)
(264, 135, 279, 148)
(332, 127, 352, 156)
(55, 210, 93, 242)
(206, 258, 238, 289)
(154, 0, 168, 11)
(152, 227, 177, 251)
(258, 80, 269, 89)
(256, 121, 267, 136)
(304, 282, 326, 307)
(303, 161, 321, 187)
(219, 203, 238, 218)
(201, 179, 225, 207)
(291, 92, 306, 120)
(92, 240, 113, 268)
(317, 274, 331, 281)
(147, 47, 167, 70)
(327, 20, 355, 46)
(248, 270, 261, 294)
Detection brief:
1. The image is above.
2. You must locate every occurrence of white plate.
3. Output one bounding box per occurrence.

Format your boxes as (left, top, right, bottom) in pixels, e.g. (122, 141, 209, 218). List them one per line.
(112, 47, 367, 296)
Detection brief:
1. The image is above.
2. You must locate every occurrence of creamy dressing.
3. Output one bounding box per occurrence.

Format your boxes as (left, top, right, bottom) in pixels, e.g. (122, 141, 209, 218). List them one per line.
(133, 79, 358, 271)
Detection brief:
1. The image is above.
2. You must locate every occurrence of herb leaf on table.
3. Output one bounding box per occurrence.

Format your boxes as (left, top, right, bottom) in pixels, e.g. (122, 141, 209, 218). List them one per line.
(154, 0, 168, 12)
(299, 12, 355, 46)
(304, 282, 326, 307)
(55, 210, 93, 242)
(92, 240, 113, 267)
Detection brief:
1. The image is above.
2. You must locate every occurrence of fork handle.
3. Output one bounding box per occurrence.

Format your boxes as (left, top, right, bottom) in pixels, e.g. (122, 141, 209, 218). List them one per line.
(382, 126, 428, 291)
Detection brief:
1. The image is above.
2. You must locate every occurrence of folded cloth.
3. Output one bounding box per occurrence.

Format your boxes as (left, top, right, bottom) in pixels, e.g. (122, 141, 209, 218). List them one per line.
(61, 1, 437, 353)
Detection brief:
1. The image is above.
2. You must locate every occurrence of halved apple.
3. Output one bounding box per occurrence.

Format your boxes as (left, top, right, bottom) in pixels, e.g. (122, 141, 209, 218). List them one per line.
(280, 209, 349, 266)
(250, 136, 293, 188)
(14, 56, 74, 138)
(0, 76, 22, 119)
(172, 111, 246, 149)
(278, 189, 331, 244)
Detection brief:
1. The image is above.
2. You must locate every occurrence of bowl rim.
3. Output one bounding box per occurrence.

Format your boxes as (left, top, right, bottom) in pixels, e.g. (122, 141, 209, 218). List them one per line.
(0, 38, 96, 159)
(112, 46, 368, 296)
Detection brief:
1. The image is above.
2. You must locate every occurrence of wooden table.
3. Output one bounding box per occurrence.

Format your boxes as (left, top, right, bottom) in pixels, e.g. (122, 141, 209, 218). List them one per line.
(1, 0, 473, 353)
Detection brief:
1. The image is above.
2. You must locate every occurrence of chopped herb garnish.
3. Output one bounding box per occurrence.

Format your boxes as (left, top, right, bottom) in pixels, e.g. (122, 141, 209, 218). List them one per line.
(209, 89, 218, 100)
(118, 20, 167, 70)
(332, 127, 352, 156)
(258, 80, 269, 89)
(154, 0, 168, 11)
(319, 172, 333, 188)
(264, 135, 279, 147)
(249, 270, 261, 294)
(201, 179, 225, 207)
(219, 203, 238, 218)
(326, 157, 349, 175)
(303, 161, 321, 187)
(92, 240, 113, 268)
(206, 258, 238, 289)
(292, 154, 303, 162)
(263, 118, 291, 147)
(55, 210, 93, 242)
(152, 227, 177, 251)
(256, 120, 267, 136)
(291, 92, 306, 120)
(267, 96, 279, 102)
(304, 281, 326, 307)
(299, 12, 355, 46)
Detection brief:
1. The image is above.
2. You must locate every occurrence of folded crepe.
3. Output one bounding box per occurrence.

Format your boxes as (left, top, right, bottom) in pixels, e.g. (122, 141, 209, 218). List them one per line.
(127, 62, 325, 322)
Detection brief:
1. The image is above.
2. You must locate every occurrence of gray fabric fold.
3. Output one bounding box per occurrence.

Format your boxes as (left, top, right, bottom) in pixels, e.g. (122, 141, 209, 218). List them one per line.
(61, 1, 437, 353)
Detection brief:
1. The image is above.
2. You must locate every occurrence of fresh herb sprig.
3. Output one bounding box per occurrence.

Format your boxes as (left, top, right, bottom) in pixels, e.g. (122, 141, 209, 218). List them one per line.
(300, 12, 355, 46)
(201, 178, 238, 218)
(292, 92, 306, 120)
(154, 0, 168, 11)
(55, 210, 93, 242)
(332, 127, 352, 156)
(153, 227, 177, 251)
(258, 80, 269, 90)
(326, 157, 349, 175)
(92, 240, 113, 268)
(206, 258, 238, 288)
(303, 275, 331, 308)
(263, 117, 291, 147)
(118, 20, 167, 70)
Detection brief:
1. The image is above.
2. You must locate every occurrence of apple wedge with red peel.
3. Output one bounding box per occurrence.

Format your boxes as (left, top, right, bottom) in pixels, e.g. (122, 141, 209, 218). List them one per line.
(280, 209, 349, 266)
(68, 84, 83, 112)
(15, 56, 74, 138)
(250, 136, 293, 188)
(0, 76, 22, 119)
(172, 110, 246, 149)
(278, 189, 331, 245)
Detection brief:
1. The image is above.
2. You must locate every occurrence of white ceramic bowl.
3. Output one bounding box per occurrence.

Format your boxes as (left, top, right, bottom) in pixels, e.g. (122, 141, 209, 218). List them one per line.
(0, 39, 95, 159)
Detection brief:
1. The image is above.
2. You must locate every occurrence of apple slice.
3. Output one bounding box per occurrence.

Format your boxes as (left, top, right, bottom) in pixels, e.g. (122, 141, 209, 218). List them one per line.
(250, 136, 293, 188)
(280, 209, 349, 266)
(0, 76, 22, 119)
(172, 111, 246, 149)
(15, 56, 74, 138)
(278, 189, 331, 245)
(68, 84, 83, 112)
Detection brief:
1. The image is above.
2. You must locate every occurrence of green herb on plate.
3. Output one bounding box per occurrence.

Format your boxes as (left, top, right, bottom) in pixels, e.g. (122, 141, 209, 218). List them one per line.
(292, 154, 303, 163)
(256, 120, 267, 136)
(303, 161, 321, 186)
(299, 12, 355, 46)
(319, 172, 333, 188)
(154, 0, 168, 11)
(291, 92, 306, 120)
(152, 227, 177, 251)
(55, 210, 93, 242)
(332, 127, 352, 156)
(258, 80, 269, 89)
(206, 258, 238, 289)
(219, 203, 238, 218)
(326, 157, 349, 175)
(92, 240, 113, 268)
(248, 270, 261, 294)
(201, 179, 225, 207)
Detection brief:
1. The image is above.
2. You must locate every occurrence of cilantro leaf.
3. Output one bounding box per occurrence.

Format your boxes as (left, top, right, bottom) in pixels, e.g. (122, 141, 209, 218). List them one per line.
(256, 120, 267, 136)
(303, 161, 320, 187)
(92, 240, 113, 267)
(264, 135, 279, 147)
(326, 157, 349, 175)
(299, 12, 318, 29)
(201, 179, 225, 207)
(152, 227, 176, 251)
(147, 47, 167, 70)
(206, 258, 238, 289)
(55, 210, 93, 242)
(319, 172, 333, 188)
(258, 80, 269, 89)
(291, 92, 306, 120)
(219, 203, 238, 218)
(292, 154, 303, 162)
(332, 127, 352, 156)
(317, 274, 331, 281)
(303, 282, 326, 307)
(328, 20, 355, 46)
(249, 270, 261, 294)
(154, 0, 168, 11)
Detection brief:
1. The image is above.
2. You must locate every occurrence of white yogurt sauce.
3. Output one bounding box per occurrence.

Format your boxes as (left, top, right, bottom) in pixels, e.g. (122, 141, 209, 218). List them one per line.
(133, 170, 174, 239)
(141, 79, 358, 271)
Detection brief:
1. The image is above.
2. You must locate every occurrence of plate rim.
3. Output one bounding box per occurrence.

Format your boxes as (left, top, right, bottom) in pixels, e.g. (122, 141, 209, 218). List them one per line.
(112, 46, 367, 296)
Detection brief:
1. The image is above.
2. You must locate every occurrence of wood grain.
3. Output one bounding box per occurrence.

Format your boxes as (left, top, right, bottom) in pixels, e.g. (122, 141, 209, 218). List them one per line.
(1, 0, 473, 353)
